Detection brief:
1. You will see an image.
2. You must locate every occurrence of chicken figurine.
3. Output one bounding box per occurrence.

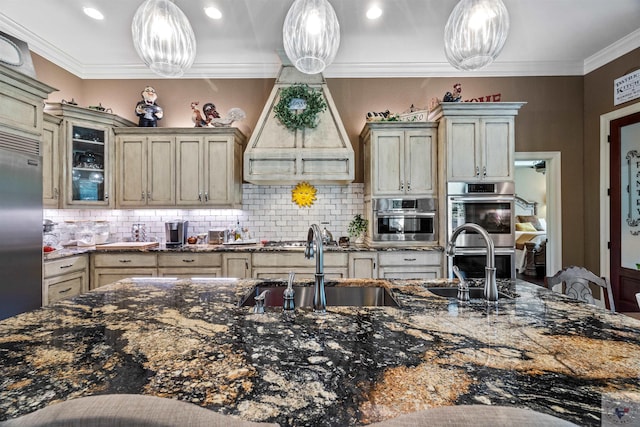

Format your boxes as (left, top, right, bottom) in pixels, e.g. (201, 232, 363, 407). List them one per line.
(191, 101, 246, 127)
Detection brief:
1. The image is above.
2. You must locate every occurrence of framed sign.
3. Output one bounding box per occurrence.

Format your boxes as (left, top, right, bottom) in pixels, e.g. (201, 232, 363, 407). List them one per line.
(614, 69, 640, 106)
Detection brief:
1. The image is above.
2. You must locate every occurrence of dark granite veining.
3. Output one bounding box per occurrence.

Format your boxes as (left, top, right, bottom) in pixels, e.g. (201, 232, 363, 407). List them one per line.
(1, 278, 639, 426)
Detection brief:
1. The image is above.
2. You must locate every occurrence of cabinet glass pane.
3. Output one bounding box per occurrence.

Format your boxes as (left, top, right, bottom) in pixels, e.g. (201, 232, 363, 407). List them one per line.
(71, 126, 105, 202)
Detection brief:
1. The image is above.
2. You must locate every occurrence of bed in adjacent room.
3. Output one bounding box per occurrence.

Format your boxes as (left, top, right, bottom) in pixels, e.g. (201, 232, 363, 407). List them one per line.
(515, 196, 547, 276)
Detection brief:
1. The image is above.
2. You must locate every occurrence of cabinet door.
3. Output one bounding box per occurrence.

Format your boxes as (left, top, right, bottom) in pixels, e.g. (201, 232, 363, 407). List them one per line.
(348, 253, 378, 278)
(372, 131, 403, 195)
(203, 135, 232, 205)
(223, 253, 251, 278)
(147, 137, 175, 205)
(118, 136, 147, 207)
(405, 129, 436, 195)
(446, 119, 480, 181)
(42, 118, 60, 208)
(65, 121, 113, 207)
(480, 118, 514, 180)
(176, 136, 203, 205)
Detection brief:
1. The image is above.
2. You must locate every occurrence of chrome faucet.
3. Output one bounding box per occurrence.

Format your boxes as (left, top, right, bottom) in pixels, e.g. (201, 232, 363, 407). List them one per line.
(305, 224, 326, 313)
(446, 223, 499, 302)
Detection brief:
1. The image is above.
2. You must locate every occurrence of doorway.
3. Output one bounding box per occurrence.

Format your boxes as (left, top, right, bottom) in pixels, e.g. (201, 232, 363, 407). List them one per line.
(609, 112, 640, 311)
(514, 151, 563, 278)
(600, 102, 640, 312)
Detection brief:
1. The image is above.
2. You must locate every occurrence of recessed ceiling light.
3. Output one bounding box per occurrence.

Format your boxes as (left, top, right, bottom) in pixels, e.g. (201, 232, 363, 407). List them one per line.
(366, 5, 382, 20)
(83, 7, 104, 20)
(204, 6, 222, 20)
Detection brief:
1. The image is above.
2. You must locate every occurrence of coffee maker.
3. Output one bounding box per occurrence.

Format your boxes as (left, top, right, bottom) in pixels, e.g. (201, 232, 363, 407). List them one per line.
(165, 220, 188, 248)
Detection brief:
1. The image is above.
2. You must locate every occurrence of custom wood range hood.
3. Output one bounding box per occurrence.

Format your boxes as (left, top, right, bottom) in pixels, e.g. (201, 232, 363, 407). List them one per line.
(243, 64, 354, 185)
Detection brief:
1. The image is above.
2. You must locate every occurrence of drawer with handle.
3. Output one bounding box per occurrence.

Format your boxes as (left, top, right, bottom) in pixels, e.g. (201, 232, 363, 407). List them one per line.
(93, 253, 157, 268)
(45, 272, 84, 304)
(157, 253, 221, 268)
(44, 255, 88, 278)
(378, 251, 442, 267)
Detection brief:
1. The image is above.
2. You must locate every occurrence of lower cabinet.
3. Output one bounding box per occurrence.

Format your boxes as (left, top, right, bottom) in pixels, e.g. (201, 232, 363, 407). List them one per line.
(91, 253, 157, 289)
(157, 253, 222, 278)
(222, 253, 252, 279)
(252, 252, 348, 280)
(43, 254, 89, 305)
(348, 252, 378, 278)
(378, 251, 442, 280)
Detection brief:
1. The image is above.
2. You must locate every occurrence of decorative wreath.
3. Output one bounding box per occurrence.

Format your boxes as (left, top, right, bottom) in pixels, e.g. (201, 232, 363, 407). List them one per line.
(291, 181, 317, 208)
(274, 84, 327, 131)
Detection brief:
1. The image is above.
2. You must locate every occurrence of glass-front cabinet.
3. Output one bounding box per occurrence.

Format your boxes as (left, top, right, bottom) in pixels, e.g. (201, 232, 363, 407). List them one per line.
(70, 125, 107, 203)
(44, 102, 135, 208)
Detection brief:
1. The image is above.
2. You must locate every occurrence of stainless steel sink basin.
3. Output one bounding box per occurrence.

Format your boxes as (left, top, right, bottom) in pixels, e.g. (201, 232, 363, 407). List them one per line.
(240, 285, 400, 308)
(427, 287, 511, 299)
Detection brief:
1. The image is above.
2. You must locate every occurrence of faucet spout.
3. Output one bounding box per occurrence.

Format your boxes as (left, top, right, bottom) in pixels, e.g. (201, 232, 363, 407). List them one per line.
(447, 223, 498, 302)
(305, 224, 326, 313)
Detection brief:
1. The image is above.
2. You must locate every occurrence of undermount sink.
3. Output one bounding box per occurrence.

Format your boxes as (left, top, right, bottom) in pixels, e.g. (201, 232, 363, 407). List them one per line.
(240, 284, 400, 308)
(426, 287, 512, 299)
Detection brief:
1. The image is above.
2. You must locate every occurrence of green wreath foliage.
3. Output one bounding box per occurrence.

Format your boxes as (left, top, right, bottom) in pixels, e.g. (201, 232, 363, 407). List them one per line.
(274, 84, 327, 131)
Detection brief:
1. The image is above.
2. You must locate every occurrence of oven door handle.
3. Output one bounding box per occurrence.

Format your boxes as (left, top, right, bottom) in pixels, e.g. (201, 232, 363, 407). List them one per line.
(375, 211, 436, 217)
(447, 196, 514, 202)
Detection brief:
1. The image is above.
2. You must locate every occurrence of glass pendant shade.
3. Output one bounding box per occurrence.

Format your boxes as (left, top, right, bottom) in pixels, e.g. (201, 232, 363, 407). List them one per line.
(132, 0, 196, 77)
(283, 0, 340, 75)
(444, 0, 509, 71)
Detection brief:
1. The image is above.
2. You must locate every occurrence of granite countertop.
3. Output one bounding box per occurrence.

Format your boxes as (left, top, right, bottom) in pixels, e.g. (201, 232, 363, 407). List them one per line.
(43, 243, 444, 261)
(1, 278, 639, 426)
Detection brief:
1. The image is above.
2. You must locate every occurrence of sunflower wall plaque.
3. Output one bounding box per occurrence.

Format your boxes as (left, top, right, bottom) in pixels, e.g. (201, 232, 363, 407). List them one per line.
(292, 181, 317, 208)
(274, 84, 327, 131)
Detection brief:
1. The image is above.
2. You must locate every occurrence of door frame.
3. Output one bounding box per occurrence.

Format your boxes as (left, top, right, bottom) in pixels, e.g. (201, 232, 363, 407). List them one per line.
(515, 151, 562, 277)
(599, 102, 640, 280)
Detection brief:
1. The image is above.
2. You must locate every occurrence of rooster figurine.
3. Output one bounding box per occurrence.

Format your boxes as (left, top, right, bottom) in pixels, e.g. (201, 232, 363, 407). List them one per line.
(191, 101, 246, 127)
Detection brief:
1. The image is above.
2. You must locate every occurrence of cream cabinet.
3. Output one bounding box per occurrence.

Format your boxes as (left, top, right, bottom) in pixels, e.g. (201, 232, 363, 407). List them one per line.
(44, 103, 135, 208)
(252, 252, 348, 280)
(91, 253, 157, 289)
(429, 103, 525, 183)
(157, 253, 222, 278)
(222, 253, 252, 279)
(361, 122, 438, 197)
(176, 129, 245, 208)
(42, 113, 63, 208)
(348, 252, 378, 279)
(378, 251, 443, 280)
(43, 254, 89, 305)
(116, 131, 175, 207)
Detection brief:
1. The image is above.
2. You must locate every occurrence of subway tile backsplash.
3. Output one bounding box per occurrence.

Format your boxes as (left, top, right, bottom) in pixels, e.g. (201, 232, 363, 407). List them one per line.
(44, 183, 365, 243)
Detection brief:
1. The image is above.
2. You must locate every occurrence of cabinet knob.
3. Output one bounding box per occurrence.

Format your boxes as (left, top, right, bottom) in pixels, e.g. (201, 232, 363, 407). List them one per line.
(204, 192, 209, 202)
(54, 188, 59, 199)
(400, 180, 404, 191)
(118, 259, 132, 263)
(198, 192, 202, 202)
(482, 166, 487, 177)
(407, 181, 411, 191)
(182, 259, 195, 263)
(147, 191, 151, 200)
(475, 166, 480, 177)
(104, 192, 109, 200)
(141, 192, 145, 201)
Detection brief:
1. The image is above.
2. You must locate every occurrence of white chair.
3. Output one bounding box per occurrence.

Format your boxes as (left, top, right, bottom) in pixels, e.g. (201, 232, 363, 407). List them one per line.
(0, 394, 280, 427)
(547, 266, 616, 312)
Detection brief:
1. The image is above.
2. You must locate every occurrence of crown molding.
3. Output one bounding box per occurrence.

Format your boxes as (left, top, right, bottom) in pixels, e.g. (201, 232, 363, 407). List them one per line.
(584, 28, 640, 75)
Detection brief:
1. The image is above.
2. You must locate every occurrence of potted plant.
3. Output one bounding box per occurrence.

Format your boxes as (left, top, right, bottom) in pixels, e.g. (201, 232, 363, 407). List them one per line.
(348, 214, 368, 246)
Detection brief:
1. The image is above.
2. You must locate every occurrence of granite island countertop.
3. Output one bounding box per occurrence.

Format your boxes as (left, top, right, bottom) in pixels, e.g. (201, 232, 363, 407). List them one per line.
(1, 278, 639, 426)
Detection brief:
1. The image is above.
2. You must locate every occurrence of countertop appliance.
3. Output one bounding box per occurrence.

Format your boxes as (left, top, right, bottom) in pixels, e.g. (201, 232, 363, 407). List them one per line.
(0, 132, 43, 320)
(165, 220, 188, 248)
(447, 181, 516, 279)
(372, 198, 437, 243)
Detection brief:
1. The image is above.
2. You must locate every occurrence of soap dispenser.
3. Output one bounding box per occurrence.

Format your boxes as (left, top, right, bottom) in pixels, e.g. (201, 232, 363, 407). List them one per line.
(283, 271, 296, 312)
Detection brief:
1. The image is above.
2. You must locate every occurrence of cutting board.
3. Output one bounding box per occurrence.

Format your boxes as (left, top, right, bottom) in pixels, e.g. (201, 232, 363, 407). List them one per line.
(95, 242, 159, 251)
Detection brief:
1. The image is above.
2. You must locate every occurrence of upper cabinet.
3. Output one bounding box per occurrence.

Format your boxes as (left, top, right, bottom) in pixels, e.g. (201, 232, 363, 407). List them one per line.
(115, 127, 245, 209)
(429, 102, 525, 182)
(44, 103, 135, 208)
(42, 113, 62, 208)
(361, 122, 438, 197)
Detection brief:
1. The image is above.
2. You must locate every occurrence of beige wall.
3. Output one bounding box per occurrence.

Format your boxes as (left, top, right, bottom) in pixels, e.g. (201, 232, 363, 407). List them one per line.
(35, 51, 640, 271)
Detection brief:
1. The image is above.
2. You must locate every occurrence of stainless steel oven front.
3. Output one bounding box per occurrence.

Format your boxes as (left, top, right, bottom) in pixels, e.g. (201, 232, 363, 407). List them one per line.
(449, 248, 516, 279)
(447, 182, 515, 248)
(373, 198, 437, 243)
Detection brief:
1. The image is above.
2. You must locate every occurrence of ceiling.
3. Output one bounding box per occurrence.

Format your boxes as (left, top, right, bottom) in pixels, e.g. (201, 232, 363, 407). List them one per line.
(1, 0, 639, 80)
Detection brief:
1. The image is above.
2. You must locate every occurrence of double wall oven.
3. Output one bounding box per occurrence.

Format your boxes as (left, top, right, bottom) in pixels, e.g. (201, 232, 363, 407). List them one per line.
(447, 182, 516, 279)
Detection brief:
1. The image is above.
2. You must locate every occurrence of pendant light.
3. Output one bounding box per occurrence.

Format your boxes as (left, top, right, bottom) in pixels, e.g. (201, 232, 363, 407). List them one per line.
(283, 0, 340, 75)
(444, 0, 510, 71)
(132, 0, 196, 77)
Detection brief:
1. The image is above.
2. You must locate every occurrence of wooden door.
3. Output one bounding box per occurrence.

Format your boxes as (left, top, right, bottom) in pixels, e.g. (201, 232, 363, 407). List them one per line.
(202, 135, 230, 204)
(118, 136, 147, 207)
(405, 129, 436, 195)
(446, 119, 480, 181)
(147, 137, 175, 206)
(481, 117, 514, 180)
(42, 118, 60, 208)
(373, 131, 403, 195)
(610, 111, 640, 312)
(176, 136, 203, 206)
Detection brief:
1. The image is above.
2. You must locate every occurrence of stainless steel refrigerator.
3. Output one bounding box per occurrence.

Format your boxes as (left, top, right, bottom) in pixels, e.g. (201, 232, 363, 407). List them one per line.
(0, 132, 42, 320)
